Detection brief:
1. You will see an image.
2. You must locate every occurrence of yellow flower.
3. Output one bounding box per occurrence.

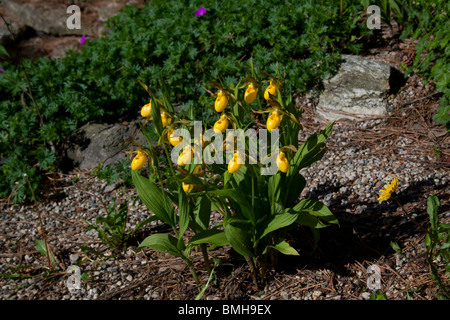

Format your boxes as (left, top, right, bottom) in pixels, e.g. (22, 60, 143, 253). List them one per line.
(244, 83, 258, 104)
(264, 80, 278, 100)
(141, 101, 152, 118)
(161, 112, 171, 128)
(168, 127, 183, 146)
(377, 178, 399, 203)
(228, 152, 244, 174)
(266, 110, 281, 132)
(214, 90, 228, 112)
(131, 150, 147, 171)
(213, 115, 229, 133)
(182, 182, 194, 193)
(276, 151, 289, 173)
(178, 146, 194, 166)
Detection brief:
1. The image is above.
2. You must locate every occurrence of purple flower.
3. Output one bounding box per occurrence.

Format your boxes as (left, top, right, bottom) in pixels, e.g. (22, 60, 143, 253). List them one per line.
(80, 35, 86, 45)
(0, 67, 4, 73)
(195, 7, 206, 16)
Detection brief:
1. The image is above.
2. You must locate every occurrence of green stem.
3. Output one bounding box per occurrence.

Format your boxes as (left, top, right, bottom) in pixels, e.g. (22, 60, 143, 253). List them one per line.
(251, 166, 255, 209)
(184, 258, 200, 284)
(200, 244, 212, 276)
(163, 144, 176, 176)
(245, 256, 260, 289)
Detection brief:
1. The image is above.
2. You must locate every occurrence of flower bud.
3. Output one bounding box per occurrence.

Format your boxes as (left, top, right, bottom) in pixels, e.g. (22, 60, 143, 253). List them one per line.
(131, 150, 147, 171)
(276, 151, 289, 173)
(264, 80, 278, 100)
(266, 110, 281, 132)
(161, 112, 172, 128)
(228, 152, 244, 174)
(182, 182, 194, 193)
(141, 101, 152, 118)
(168, 128, 183, 146)
(214, 90, 228, 112)
(178, 146, 194, 166)
(244, 83, 258, 104)
(213, 115, 229, 133)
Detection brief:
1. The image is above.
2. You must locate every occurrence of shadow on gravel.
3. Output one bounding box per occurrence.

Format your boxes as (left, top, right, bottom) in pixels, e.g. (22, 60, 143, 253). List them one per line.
(276, 177, 449, 276)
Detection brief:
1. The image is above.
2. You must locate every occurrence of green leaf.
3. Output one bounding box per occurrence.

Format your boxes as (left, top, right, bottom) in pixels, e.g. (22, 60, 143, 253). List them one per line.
(207, 188, 254, 222)
(293, 199, 339, 226)
(138, 233, 182, 257)
(151, 95, 163, 136)
(177, 184, 190, 249)
(35, 240, 56, 264)
(390, 241, 406, 258)
(189, 229, 229, 249)
(265, 240, 299, 256)
(427, 195, 439, 231)
(0, 45, 9, 57)
(257, 211, 299, 240)
(268, 173, 281, 212)
(193, 196, 212, 231)
(224, 220, 254, 257)
(131, 170, 174, 225)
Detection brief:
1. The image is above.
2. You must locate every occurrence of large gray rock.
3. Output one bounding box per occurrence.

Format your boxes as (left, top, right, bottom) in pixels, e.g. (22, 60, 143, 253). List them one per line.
(2, 0, 94, 36)
(65, 121, 147, 170)
(316, 54, 405, 121)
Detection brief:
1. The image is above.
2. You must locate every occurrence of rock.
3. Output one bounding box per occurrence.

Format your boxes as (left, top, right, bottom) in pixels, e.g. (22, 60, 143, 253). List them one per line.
(2, 0, 95, 36)
(317, 54, 405, 122)
(0, 18, 27, 45)
(64, 120, 147, 170)
(97, 3, 126, 22)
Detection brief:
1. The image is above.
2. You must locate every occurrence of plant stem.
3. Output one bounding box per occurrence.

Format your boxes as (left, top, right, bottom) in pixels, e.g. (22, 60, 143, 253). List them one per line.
(200, 244, 212, 276)
(245, 256, 260, 289)
(25, 175, 51, 268)
(185, 258, 200, 284)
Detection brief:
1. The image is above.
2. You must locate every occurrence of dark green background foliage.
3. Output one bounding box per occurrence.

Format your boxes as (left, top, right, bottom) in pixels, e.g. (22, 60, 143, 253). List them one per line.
(398, 0, 450, 129)
(0, 0, 447, 203)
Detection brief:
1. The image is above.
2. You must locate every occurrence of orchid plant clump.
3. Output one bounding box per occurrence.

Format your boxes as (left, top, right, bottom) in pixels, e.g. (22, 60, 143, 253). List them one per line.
(128, 64, 337, 288)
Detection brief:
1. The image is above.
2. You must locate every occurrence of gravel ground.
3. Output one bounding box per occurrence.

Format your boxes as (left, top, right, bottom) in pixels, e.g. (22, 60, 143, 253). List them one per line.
(1, 109, 448, 300)
(1, 41, 449, 300)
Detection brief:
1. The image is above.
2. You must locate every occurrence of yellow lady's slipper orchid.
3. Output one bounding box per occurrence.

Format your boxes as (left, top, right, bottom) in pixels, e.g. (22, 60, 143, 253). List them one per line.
(131, 150, 147, 171)
(228, 152, 244, 174)
(161, 112, 171, 128)
(276, 151, 289, 173)
(264, 80, 278, 100)
(266, 110, 281, 132)
(244, 83, 258, 104)
(215, 90, 228, 112)
(213, 115, 229, 133)
(168, 127, 183, 146)
(141, 101, 152, 118)
(178, 146, 194, 166)
(182, 182, 194, 193)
